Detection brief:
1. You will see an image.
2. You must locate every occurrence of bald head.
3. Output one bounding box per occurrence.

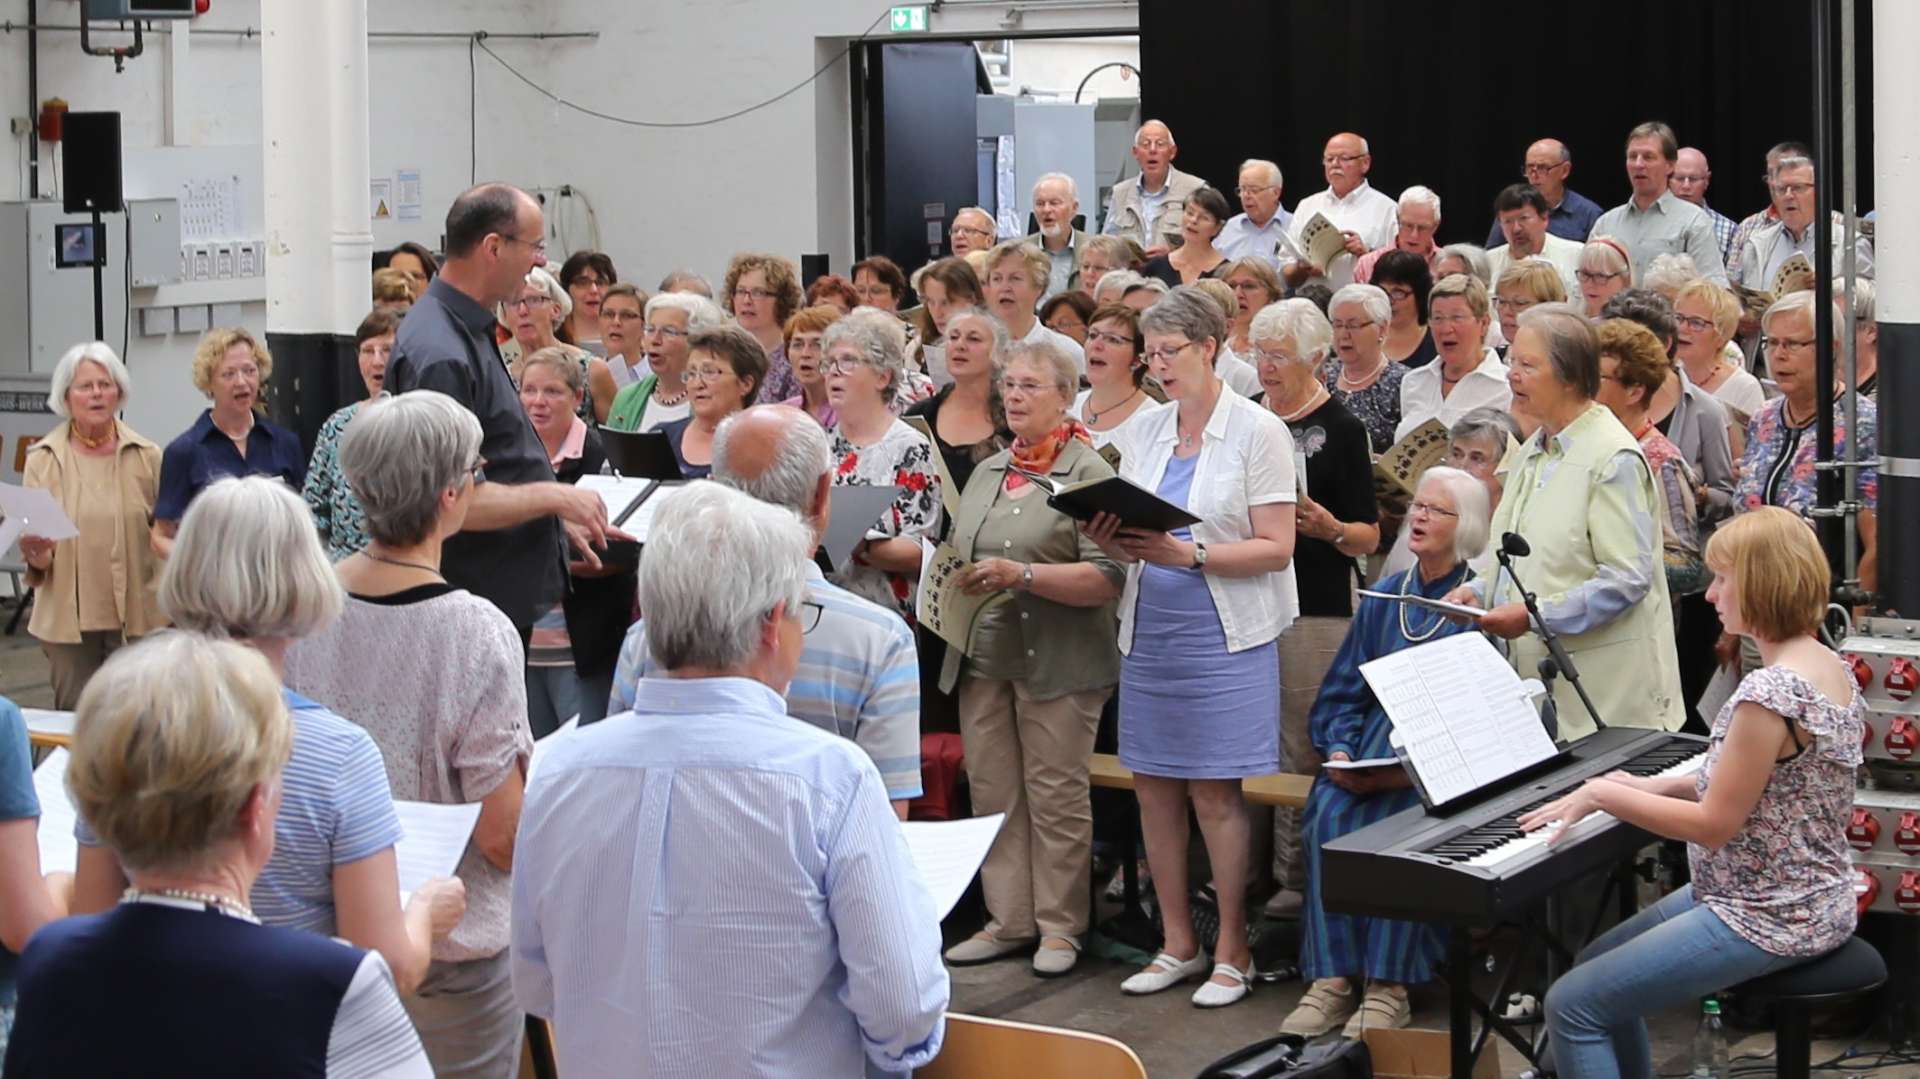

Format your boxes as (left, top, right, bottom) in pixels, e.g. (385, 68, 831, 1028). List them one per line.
(1671, 147, 1712, 206)
(712, 405, 833, 537)
(1522, 139, 1572, 202)
(1132, 120, 1177, 188)
(1323, 132, 1371, 197)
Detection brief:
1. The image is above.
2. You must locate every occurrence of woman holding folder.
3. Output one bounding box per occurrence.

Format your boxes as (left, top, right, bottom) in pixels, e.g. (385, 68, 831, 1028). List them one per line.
(937, 340, 1124, 979)
(1083, 286, 1298, 1009)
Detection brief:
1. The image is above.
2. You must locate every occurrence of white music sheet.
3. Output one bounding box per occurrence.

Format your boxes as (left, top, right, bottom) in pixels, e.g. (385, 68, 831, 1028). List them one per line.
(33, 748, 78, 875)
(394, 800, 483, 905)
(899, 813, 1004, 919)
(1359, 633, 1558, 806)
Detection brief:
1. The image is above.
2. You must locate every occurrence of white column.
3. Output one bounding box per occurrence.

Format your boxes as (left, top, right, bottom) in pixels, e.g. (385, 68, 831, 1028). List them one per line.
(1872, 0, 1920, 614)
(260, 0, 371, 335)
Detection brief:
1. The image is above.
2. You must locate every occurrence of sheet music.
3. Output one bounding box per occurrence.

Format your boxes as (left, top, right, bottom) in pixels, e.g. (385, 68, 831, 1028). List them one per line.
(394, 800, 482, 905)
(916, 543, 1010, 652)
(575, 474, 656, 527)
(23, 708, 75, 745)
(900, 813, 1004, 919)
(1359, 633, 1558, 806)
(33, 749, 77, 874)
(0, 482, 79, 554)
(819, 485, 901, 571)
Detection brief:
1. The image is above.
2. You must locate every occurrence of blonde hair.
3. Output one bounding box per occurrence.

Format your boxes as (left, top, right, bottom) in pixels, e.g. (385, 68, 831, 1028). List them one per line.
(1191, 278, 1237, 324)
(371, 267, 413, 304)
(1222, 258, 1285, 309)
(1673, 279, 1741, 342)
(520, 345, 587, 395)
(158, 476, 344, 640)
(1429, 273, 1491, 320)
(1703, 506, 1829, 642)
(190, 328, 273, 403)
(67, 632, 292, 873)
(983, 239, 1051, 293)
(1496, 259, 1568, 304)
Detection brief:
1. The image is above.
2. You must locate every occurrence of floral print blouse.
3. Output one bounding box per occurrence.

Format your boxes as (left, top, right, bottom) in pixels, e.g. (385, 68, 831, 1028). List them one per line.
(303, 402, 370, 561)
(1321, 360, 1408, 455)
(1690, 664, 1864, 957)
(827, 419, 943, 617)
(1734, 395, 1878, 517)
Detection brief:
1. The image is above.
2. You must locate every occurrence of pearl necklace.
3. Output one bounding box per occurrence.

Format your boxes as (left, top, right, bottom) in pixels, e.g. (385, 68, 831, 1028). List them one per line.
(1398, 566, 1456, 643)
(1337, 357, 1388, 391)
(124, 886, 254, 920)
(1275, 384, 1328, 423)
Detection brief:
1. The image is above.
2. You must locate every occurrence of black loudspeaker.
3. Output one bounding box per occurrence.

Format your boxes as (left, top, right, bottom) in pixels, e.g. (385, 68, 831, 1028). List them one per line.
(800, 253, 829, 290)
(62, 112, 124, 214)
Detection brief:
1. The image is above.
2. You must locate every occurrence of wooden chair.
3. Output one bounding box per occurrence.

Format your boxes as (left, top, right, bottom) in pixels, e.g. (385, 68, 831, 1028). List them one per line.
(919, 1013, 1147, 1079)
(517, 1016, 558, 1079)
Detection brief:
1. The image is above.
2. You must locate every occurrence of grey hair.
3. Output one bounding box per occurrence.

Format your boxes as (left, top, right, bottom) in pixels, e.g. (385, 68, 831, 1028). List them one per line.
(1093, 270, 1150, 305)
(499, 265, 570, 326)
(945, 305, 1011, 360)
(639, 481, 812, 672)
(1398, 185, 1442, 220)
(1239, 158, 1283, 189)
(1448, 406, 1522, 453)
(47, 341, 132, 419)
(1134, 120, 1175, 147)
(1642, 253, 1698, 295)
(1248, 299, 1333, 364)
(645, 290, 726, 329)
(1329, 284, 1392, 328)
(158, 476, 343, 640)
(1578, 237, 1635, 283)
(520, 345, 587, 394)
(1761, 289, 1818, 338)
(1516, 303, 1601, 398)
(1003, 340, 1078, 399)
(1140, 285, 1228, 347)
(1122, 277, 1169, 300)
(1437, 243, 1492, 287)
(658, 269, 714, 298)
(712, 406, 831, 519)
(340, 390, 484, 548)
(1417, 465, 1491, 562)
(821, 306, 909, 398)
(1839, 278, 1875, 325)
(1771, 155, 1816, 179)
(1034, 172, 1078, 201)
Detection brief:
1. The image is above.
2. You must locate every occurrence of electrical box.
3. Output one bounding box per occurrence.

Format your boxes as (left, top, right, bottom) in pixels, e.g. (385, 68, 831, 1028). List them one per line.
(126, 198, 181, 287)
(83, 0, 197, 19)
(0, 201, 132, 378)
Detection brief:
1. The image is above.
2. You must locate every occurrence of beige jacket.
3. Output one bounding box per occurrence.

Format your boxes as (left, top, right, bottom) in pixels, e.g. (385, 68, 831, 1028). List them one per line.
(1102, 167, 1206, 250)
(23, 421, 167, 644)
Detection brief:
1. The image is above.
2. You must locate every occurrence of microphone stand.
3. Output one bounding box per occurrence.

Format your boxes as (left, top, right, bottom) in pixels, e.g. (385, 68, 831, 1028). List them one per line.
(1495, 540, 1606, 734)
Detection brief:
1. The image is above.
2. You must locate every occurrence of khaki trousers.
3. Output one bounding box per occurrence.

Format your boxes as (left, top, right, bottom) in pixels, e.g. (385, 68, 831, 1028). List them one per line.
(957, 676, 1109, 941)
(1272, 616, 1350, 891)
(41, 630, 130, 711)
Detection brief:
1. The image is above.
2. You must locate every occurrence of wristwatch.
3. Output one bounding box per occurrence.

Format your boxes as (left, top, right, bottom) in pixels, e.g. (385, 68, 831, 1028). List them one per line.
(1021, 563, 1034, 591)
(1191, 541, 1209, 570)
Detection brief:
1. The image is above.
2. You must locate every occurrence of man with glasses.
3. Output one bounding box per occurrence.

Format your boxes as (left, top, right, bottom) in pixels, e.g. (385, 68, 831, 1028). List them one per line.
(1733, 155, 1875, 292)
(388, 182, 616, 639)
(1483, 138, 1603, 247)
(1354, 185, 1443, 284)
(1100, 119, 1205, 257)
(1217, 158, 1300, 268)
(1670, 147, 1738, 263)
(1285, 132, 1398, 289)
(1593, 121, 1728, 286)
(949, 207, 998, 259)
(605, 406, 925, 820)
(1025, 173, 1090, 300)
(1485, 184, 1583, 297)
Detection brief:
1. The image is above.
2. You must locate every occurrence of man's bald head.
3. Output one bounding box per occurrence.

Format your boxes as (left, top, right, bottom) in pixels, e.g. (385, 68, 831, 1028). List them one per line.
(1521, 139, 1572, 203)
(1322, 132, 1371, 196)
(1671, 147, 1712, 206)
(712, 405, 833, 536)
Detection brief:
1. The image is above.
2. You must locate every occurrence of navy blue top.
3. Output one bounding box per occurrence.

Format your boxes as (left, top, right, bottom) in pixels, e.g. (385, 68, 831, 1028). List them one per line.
(1485, 187, 1605, 248)
(5, 902, 363, 1077)
(657, 417, 712, 480)
(154, 409, 307, 522)
(0, 699, 36, 1030)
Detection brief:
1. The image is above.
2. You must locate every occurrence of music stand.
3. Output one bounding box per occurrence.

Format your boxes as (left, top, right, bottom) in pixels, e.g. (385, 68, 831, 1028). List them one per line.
(598, 429, 685, 481)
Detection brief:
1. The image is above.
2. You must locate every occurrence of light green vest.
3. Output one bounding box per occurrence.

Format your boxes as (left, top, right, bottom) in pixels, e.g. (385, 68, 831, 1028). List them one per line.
(1477, 403, 1684, 740)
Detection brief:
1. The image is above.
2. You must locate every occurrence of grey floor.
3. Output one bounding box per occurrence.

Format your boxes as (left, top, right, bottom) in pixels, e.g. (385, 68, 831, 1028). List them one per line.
(0, 621, 1906, 1077)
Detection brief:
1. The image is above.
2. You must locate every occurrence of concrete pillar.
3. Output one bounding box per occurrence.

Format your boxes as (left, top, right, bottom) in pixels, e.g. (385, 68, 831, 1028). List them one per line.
(259, 0, 373, 448)
(1874, 0, 1920, 615)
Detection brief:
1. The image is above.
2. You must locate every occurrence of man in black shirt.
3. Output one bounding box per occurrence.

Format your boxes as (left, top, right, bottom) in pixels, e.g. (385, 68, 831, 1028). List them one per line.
(387, 183, 612, 634)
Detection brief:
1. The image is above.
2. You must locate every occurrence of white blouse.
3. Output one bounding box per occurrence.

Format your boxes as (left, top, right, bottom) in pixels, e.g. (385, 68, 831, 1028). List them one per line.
(1110, 392, 1300, 654)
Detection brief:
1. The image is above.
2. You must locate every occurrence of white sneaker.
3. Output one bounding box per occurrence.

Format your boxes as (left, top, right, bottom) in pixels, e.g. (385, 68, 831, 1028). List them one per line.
(1119, 950, 1208, 995)
(1191, 961, 1255, 1008)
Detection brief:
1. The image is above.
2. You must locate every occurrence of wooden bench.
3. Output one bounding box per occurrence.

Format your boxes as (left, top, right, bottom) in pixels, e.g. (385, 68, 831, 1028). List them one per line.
(1088, 752, 1312, 808)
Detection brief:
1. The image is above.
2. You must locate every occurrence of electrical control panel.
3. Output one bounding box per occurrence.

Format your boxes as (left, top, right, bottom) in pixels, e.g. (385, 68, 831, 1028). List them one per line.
(1839, 618, 1920, 763)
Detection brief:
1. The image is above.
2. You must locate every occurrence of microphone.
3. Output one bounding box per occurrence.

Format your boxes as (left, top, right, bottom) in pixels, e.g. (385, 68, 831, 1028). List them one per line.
(1500, 532, 1531, 558)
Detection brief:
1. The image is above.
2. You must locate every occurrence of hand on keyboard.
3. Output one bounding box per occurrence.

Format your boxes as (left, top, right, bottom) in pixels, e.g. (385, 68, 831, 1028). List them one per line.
(1517, 778, 1609, 846)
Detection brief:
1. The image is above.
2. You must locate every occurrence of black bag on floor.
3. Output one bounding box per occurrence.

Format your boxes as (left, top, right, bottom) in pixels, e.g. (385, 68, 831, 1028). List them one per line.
(1193, 1034, 1372, 1079)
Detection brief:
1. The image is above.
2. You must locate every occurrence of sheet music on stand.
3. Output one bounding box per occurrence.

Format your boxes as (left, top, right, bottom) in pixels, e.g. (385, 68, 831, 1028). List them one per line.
(1359, 632, 1560, 810)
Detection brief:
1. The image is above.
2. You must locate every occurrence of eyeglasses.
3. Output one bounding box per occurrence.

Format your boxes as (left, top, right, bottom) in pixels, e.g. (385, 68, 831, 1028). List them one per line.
(602, 308, 644, 323)
(1575, 270, 1623, 285)
(733, 287, 777, 303)
(999, 378, 1053, 396)
(1234, 185, 1275, 197)
(508, 296, 551, 310)
(1382, 286, 1414, 303)
(1322, 153, 1366, 166)
(643, 323, 688, 339)
(501, 234, 547, 255)
(1086, 329, 1136, 350)
(825, 357, 867, 376)
(1674, 314, 1714, 334)
(1136, 137, 1174, 150)
(215, 364, 260, 382)
(1331, 319, 1375, 333)
(1770, 181, 1815, 198)
(1522, 162, 1564, 175)
(1142, 340, 1197, 365)
(797, 600, 824, 634)
(1409, 500, 1458, 519)
(1430, 313, 1479, 327)
(467, 457, 488, 485)
(951, 224, 994, 240)
(1492, 297, 1539, 312)
(686, 364, 734, 381)
(1253, 347, 1304, 366)
(1763, 335, 1816, 354)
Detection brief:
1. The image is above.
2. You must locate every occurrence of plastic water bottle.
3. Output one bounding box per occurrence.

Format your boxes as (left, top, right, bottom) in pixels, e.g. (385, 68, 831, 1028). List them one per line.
(1690, 998, 1730, 1078)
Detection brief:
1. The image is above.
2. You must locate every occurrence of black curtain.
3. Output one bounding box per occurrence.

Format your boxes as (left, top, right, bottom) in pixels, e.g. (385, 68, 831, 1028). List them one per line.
(1139, 0, 1873, 246)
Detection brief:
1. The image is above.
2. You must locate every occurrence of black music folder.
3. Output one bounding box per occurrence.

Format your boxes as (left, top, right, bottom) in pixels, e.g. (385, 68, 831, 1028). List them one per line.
(599, 428, 686, 481)
(1010, 469, 1201, 533)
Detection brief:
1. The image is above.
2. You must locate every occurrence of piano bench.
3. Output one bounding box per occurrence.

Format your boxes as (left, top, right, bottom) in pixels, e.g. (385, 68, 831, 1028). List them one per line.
(1729, 936, 1886, 1079)
(1086, 754, 1311, 809)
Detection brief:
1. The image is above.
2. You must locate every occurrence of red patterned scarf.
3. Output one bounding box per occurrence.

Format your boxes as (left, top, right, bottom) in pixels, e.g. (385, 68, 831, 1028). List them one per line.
(1005, 419, 1093, 492)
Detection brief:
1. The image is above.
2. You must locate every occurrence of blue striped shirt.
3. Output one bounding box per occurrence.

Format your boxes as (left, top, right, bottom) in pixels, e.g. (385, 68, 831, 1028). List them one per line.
(76, 688, 402, 935)
(609, 564, 924, 800)
(513, 676, 949, 1077)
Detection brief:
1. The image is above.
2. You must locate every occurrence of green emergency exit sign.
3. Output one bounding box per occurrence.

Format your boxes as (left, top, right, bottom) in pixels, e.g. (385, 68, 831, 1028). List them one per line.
(889, 5, 929, 32)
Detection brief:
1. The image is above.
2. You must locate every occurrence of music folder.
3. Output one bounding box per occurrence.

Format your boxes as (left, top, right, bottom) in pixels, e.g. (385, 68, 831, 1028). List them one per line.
(1011, 469, 1200, 533)
(598, 428, 685, 481)
(817, 484, 902, 573)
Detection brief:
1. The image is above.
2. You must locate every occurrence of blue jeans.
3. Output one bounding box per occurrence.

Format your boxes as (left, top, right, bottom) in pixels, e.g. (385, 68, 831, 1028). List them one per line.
(1545, 885, 1800, 1079)
(524, 665, 581, 741)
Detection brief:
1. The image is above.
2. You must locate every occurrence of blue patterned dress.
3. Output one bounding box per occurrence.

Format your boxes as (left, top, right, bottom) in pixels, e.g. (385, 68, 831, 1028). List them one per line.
(1299, 562, 1470, 983)
(303, 402, 371, 561)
